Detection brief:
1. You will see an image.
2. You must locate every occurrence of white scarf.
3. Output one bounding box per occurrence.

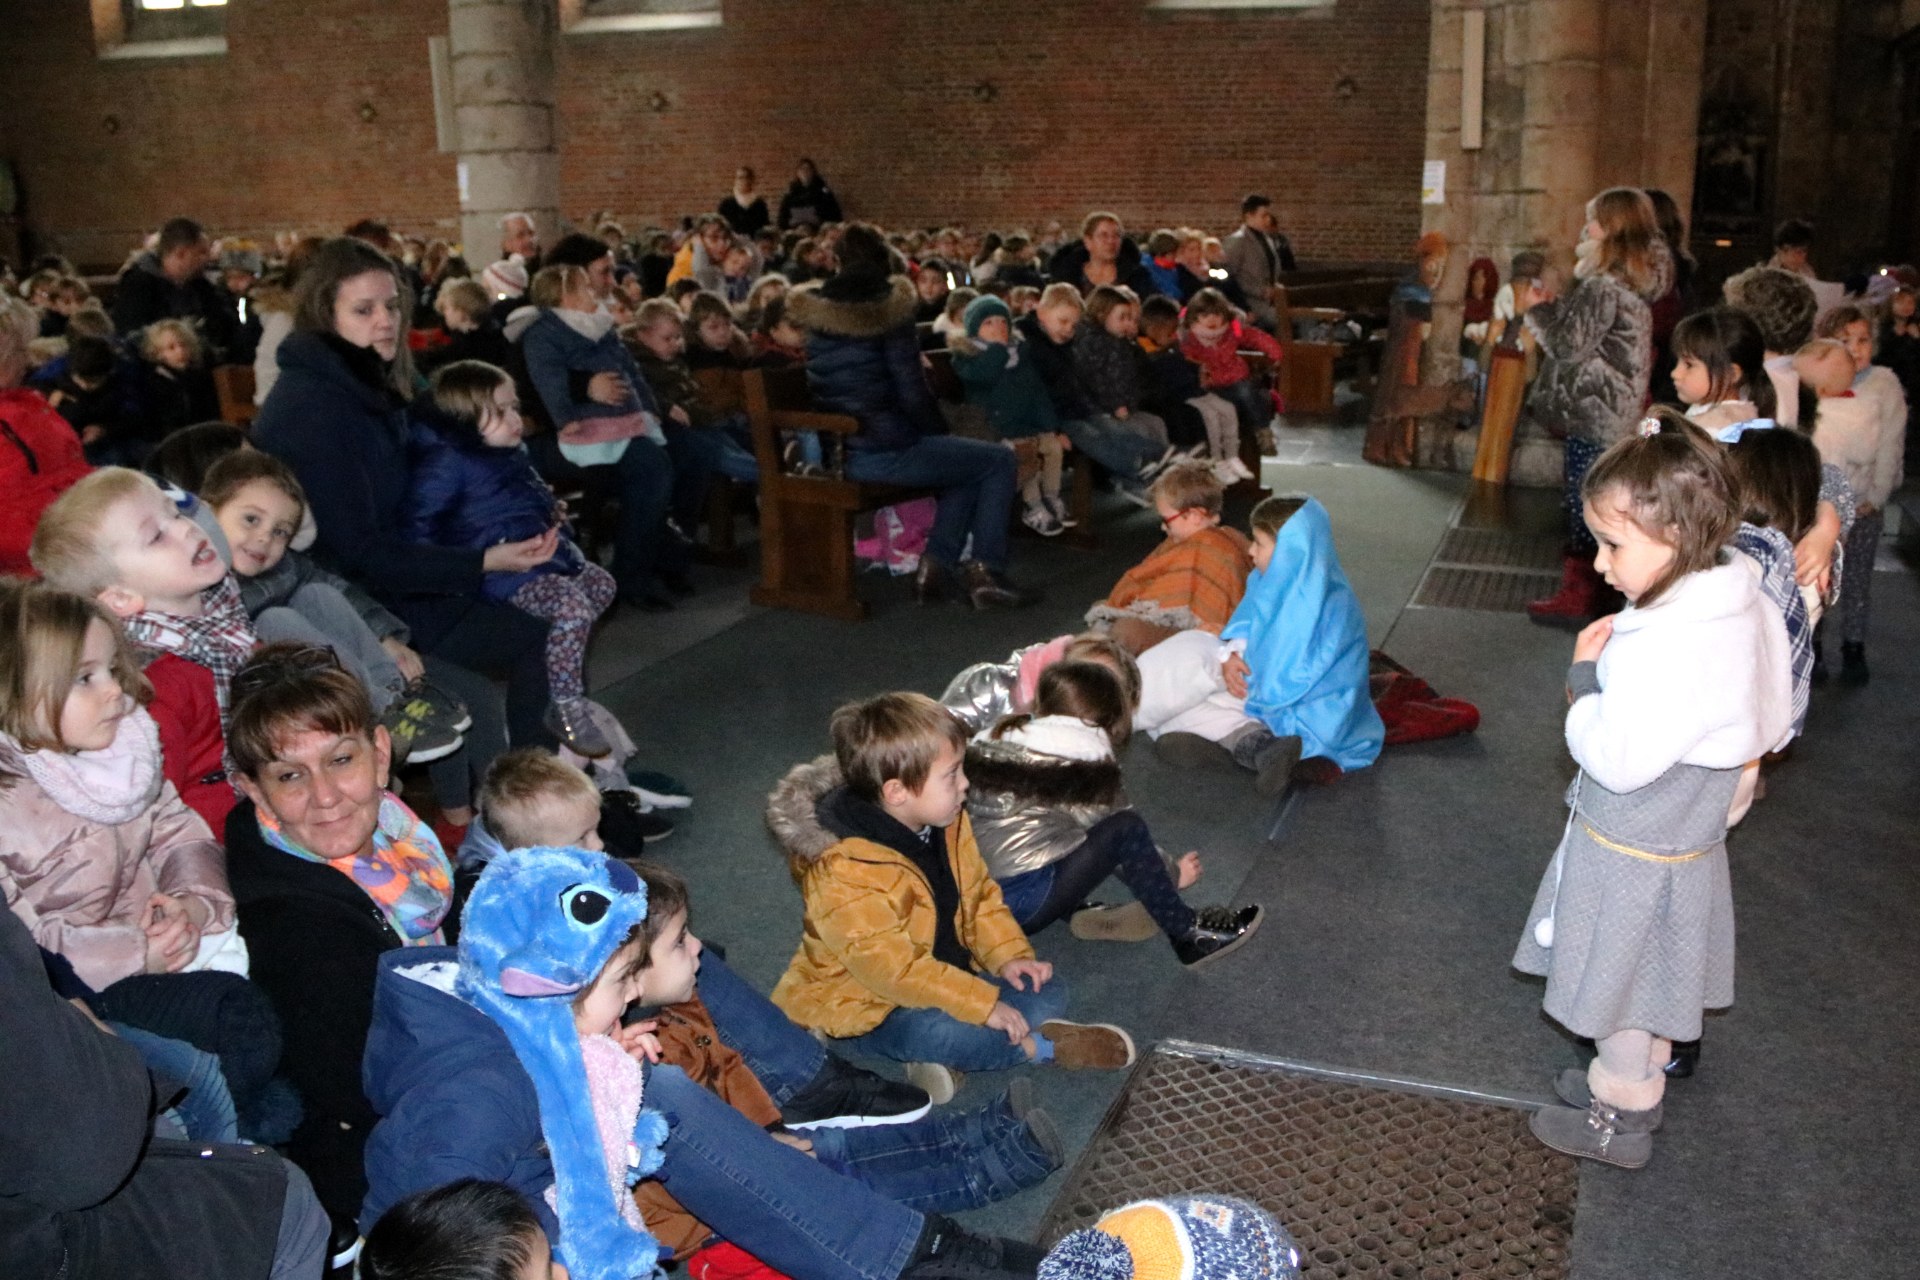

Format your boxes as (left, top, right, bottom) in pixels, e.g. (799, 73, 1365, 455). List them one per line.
(8, 706, 163, 826)
(555, 308, 616, 343)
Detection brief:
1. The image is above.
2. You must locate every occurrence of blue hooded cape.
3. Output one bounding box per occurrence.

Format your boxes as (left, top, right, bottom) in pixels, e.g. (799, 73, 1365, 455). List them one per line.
(1220, 498, 1383, 771)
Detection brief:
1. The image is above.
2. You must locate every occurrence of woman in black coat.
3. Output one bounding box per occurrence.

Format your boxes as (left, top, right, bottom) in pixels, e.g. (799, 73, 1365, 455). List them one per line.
(720, 165, 771, 235)
(251, 238, 555, 792)
(777, 158, 844, 231)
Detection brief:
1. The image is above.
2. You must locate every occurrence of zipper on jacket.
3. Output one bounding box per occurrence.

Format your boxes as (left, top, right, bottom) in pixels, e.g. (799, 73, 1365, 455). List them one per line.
(1, 419, 40, 474)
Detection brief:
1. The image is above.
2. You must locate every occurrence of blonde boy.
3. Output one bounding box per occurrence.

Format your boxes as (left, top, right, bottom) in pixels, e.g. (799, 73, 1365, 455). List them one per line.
(1086, 462, 1253, 653)
(32, 468, 252, 831)
(768, 692, 1132, 1098)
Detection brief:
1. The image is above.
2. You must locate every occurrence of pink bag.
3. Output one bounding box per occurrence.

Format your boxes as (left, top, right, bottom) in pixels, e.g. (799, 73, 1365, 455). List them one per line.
(854, 497, 936, 575)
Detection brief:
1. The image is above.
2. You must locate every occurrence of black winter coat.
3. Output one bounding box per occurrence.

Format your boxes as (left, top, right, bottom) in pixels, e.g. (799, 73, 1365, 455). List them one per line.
(1017, 313, 1098, 420)
(788, 275, 945, 452)
(778, 177, 843, 230)
(110, 253, 239, 356)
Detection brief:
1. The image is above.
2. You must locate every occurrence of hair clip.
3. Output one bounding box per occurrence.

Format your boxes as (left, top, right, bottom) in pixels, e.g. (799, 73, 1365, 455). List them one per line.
(1635, 416, 1662, 437)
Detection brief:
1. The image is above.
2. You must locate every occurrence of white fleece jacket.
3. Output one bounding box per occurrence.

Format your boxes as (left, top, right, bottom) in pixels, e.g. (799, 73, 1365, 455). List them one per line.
(1567, 559, 1792, 795)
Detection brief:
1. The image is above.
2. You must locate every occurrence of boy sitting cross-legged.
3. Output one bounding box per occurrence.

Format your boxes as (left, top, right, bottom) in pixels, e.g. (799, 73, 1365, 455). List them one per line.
(769, 692, 1135, 1103)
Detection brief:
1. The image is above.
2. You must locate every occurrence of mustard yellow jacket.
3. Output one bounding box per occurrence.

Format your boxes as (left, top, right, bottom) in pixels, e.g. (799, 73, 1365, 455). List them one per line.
(767, 756, 1035, 1038)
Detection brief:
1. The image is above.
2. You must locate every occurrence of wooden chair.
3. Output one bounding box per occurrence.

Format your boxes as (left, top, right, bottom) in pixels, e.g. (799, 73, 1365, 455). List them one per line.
(741, 366, 937, 620)
(212, 364, 257, 427)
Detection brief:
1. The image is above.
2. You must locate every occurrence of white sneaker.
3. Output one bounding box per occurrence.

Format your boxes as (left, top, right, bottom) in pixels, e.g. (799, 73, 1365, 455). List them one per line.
(904, 1061, 964, 1105)
(1044, 493, 1078, 528)
(1229, 456, 1257, 482)
(1022, 503, 1065, 537)
(1210, 461, 1239, 486)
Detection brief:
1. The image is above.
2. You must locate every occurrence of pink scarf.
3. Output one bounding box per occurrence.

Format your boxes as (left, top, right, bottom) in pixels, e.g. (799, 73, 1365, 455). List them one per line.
(5, 706, 163, 826)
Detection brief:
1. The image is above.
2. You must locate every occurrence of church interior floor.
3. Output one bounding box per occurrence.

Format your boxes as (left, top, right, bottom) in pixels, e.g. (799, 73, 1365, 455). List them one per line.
(585, 423, 1918, 1278)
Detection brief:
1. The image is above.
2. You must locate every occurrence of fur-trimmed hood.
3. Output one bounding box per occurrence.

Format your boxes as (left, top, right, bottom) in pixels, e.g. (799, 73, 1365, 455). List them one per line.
(786, 276, 919, 339)
(965, 733, 1125, 811)
(765, 753, 844, 865)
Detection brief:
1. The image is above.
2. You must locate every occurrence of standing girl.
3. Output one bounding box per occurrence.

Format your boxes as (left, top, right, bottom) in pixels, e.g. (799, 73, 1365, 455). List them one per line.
(1514, 420, 1791, 1167)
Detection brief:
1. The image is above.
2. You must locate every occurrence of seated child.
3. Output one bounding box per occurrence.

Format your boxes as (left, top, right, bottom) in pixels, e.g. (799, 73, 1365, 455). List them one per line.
(33, 467, 254, 833)
(422, 278, 514, 374)
(914, 261, 952, 324)
(1075, 287, 1193, 476)
(1179, 287, 1284, 439)
(47, 334, 142, 466)
(141, 318, 221, 437)
(1086, 462, 1252, 654)
(1018, 284, 1164, 506)
(737, 274, 790, 336)
(941, 630, 1141, 734)
(750, 293, 808, 368)
(931, 287, 979, 345)
(405, 360, 619, 758)
(1140, 496, 1383, 792)
(720, 243, 757, 307)
(361, 845, 1047, 1280)
(684, 291, 755, 372)
(628, 298, 759, 484)
(1140, 295, 1244, 478)
(967, 660, 1263, 964)
(200, 450, 467, 765)
(361, 1179, 554, 1280)
(0, 578, 285, 1135)
(769, 692, 1135, 1098)
(1008, 285, 1042, 319)
(1796, 337, 1899, 682)
(949, 295, 1073, 537)
(516, 264, 666, 470)
(669, 277, 704, 315)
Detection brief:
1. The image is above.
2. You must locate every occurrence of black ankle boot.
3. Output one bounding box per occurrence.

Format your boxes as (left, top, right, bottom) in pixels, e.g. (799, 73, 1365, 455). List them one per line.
(1664, 1038, 1701, 1078)
(961, 561, 1039, 611)
(914, 557, 954, 605)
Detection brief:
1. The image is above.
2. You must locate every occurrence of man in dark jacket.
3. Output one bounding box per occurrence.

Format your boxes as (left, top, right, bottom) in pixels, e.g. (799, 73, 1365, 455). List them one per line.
(0, 906, 329, 1280)
(111, 217, 239, 358)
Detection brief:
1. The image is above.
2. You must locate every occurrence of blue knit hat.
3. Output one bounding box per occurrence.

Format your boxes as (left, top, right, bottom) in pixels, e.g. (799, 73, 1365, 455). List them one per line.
(963, 293, 1013, 339)
(1040, 1195, 1302, 1280)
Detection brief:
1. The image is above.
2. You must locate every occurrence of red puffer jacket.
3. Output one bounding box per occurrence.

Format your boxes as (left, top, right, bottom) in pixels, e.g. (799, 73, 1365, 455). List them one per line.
(0, 386, 90, 575)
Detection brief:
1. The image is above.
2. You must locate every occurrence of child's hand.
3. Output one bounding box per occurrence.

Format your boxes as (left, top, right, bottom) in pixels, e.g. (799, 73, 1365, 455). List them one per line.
(482, 527, 561, 574)
(1221, 653, 1251, 699)
(1572, 615, 1614, 665)
(1115, 406, 1130, 420)
(1795, 520, 1839, 596)
(379, 637, 426, 683)
(669, 404, 692, 427)
(985, 1000, 1032, 1044)
(587, 372, 630, 406)
(143, 893, 204, 973)
(1000, 957, 1052, 991)
(1057, 433, 1072, 452)
(1175, 850, 1203, 890)
(614, 1018, 663, 1064)
(771, 1130, 817, 1157)
(80, 425, 106, 445)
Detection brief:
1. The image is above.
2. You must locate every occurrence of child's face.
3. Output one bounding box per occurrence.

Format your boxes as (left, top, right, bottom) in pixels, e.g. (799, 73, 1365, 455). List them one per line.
(516, 1229, 555, 1280)
(480, 382, 525, 448)
(619, 275, 646, 306)
(1035, 304, 1080, 345)
(1174, 241, 1206, 275)
(56, 618, 133, 753)
(1671, 353, 1718, 408)
(635, 318, 686, 361)
(917, 271, 948, 303)
(1794, 347, 1854, 397)
(153, 330, 193, 372)
(1838, 320, 1872, 372)
(674, 291, 699, 316)
(561, 280, 598, 313)
(770, 318, 806, 349)
(223, 269, 256, 297)
(883, 739, 968, 830)
(1188, 314, 1232, 347)
(974, 315, 1010, 345)
(572, 937, 648, 1039)
(605, 295, 634, 326)
(98, 488, 227, 616)
(1583, 494, 1675, 603)
(1894, 291, 1917, 319)
(1157, 501, 1217, 543)
(1250, 528, 1277, 574)
(722, 248, 752, 279)
(1102, 305, 1139, 341)
(696, 314, 735, 352)
(439, 296, 480, 333)
(214, 479, 301, 579)
(637, 909, 702, 1007)
(1142, 317, 1177, 348)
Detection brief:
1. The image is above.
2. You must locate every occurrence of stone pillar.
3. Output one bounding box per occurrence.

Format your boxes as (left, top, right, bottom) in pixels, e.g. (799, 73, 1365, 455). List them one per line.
(1418, 0, 1708, 481)
(449, 0, 559, 263)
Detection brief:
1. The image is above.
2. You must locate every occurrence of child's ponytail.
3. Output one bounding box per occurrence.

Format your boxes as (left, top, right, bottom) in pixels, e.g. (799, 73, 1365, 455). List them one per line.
(1672, 307, 1775, 417)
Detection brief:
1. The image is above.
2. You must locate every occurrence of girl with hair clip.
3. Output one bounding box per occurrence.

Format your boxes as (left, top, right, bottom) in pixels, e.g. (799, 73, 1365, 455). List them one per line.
(967, 661, 1263, 964)
(1514, 417, 1791, 1169)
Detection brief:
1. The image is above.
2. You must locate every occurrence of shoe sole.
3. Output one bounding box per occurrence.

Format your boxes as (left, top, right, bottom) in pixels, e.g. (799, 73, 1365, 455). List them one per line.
(1069, 901, 1161, 943)
(1527, 1107, 1651, 1168)
(786, 1097, 934, 1131)
(904, 1063, 963, 1105)
(1181, 905, 1265, 969)
(1254, 739, 1304, 796)
(1025, 1106, 1066, 1168)
(403, 734, 464, 764)
(1155, 732, 1237, 772)
(1038, 1020, 1136, 1070)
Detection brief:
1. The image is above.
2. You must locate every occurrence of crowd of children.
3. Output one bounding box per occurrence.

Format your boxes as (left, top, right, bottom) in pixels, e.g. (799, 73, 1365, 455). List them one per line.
(0, 192, 1909, 1280)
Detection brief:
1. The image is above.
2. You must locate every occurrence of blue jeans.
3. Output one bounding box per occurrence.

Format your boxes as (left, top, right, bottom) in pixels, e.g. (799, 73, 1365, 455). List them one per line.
(646, 1064, 923, 1280)
(809, 1088, 1057, 1212)
(695, 951, 826, 1106)
(1061, 415, 1159, 482)
(532, 433, 685, 596)
(845, 436, 1017, 571)
(114, 1023, 240, 1143)
(1001, 810, 1196, 938)
(840, 977, 1070, 1071)
(707, 412, 761, 484)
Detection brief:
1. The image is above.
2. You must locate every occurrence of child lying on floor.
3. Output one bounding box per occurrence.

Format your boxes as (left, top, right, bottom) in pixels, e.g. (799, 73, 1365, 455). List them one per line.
(1136, 495, 1383, 793)
(1084, 461, 1252, 654)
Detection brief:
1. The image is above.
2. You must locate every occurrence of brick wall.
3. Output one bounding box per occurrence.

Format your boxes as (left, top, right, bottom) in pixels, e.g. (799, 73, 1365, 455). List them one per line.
(4, 0, 1430, 270)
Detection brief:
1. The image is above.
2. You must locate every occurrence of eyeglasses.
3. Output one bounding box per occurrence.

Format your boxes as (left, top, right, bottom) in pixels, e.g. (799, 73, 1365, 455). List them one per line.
(1159, 507, 1200, 533)
(230, 643, 344, 707)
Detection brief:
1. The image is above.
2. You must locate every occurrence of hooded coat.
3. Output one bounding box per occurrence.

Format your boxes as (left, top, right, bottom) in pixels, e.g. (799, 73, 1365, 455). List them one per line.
(766, 755, 1034, 1037)
(963, 718, 1128, 881)
(946, 331, 1059, 439)
(0, 386, 90, 577)
(787, 275, 946, 453)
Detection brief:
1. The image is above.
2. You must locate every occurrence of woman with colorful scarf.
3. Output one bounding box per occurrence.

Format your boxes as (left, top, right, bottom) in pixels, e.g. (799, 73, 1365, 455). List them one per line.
(222, 644, 460, 1241)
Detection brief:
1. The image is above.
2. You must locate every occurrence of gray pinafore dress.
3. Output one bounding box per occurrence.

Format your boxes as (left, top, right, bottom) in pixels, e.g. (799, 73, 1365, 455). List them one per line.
(1512, 762, 1738, 1042)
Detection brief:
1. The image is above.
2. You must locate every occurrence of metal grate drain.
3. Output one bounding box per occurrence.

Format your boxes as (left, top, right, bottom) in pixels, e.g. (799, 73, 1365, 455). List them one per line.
(1039, 1043, 1578, 1280)
(1410, 567, 1560, 613)
(1433, 528, 1564, 573)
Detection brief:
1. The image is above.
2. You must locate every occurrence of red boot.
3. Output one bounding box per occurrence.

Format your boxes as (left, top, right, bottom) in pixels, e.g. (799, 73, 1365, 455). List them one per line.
(1527, 555, 1602, 630)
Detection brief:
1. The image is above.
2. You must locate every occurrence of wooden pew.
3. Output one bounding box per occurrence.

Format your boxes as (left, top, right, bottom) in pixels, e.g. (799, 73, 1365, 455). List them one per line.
(690, 366, 750, 567)
(741, 366, 940, 620)
(212, 364, 257, 426)
(1269, 285, 1341, 416)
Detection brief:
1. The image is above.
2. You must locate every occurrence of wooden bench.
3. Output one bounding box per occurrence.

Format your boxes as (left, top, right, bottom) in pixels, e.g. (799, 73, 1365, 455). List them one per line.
(212, 364, 257, 427)
(690, 366, 751, 567)
(741, 365, 940, 620)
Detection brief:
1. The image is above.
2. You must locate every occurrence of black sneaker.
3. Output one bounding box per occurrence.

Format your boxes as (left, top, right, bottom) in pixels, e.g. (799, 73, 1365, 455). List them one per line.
(379, 692, 463, 765)
(781, 1055, 932, 1131)
(1173, 903, 1265, 968)
(903, 1214, 1045, 1280)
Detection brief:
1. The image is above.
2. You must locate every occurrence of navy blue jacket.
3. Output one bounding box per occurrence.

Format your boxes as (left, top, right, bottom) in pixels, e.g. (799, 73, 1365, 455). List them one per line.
(1017, 313, 1098, 420)
(786, 275, 944, 453)
(403, 403, 586, 602)
(515, 309, 660, 433)
(252, 331, 486, 605)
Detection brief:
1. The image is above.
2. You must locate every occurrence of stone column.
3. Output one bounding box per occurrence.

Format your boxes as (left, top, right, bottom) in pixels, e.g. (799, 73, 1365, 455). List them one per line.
(449, 0, 559, 263)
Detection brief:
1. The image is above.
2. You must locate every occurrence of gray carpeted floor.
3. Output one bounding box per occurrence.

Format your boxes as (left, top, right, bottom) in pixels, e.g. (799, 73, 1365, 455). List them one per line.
(589, 439, 1920, 1279)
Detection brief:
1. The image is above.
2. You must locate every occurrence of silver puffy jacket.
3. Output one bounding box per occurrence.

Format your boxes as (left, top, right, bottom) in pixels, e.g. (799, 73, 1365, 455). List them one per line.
(963, 735, 1128, 880)
(939, 643, 1052, 734)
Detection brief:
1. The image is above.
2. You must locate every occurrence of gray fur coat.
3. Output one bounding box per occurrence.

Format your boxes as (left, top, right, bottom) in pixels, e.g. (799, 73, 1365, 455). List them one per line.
(1525, 248, 1669, 446)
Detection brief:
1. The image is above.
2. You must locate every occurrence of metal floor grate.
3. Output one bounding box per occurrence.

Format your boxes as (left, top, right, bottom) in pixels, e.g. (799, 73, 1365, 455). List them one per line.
(1040, 1043, 1578, 1280)
(1433, 528, 1564, 573)
(1410, 566, 1561, 613)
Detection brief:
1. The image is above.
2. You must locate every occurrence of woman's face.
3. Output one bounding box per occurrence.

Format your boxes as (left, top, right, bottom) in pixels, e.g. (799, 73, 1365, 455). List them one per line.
(332, 270, 402, 361)
(1084, 219, 1123, 266)
(239, 725, 393, 862)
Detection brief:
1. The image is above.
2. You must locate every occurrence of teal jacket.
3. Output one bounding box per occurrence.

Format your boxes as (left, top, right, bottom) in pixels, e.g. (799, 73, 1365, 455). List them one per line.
(947, 334, 1059, 439)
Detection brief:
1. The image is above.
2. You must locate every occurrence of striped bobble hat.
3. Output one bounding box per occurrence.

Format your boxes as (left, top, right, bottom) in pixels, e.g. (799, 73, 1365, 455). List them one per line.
(1040, 1195, 1302, 1280)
